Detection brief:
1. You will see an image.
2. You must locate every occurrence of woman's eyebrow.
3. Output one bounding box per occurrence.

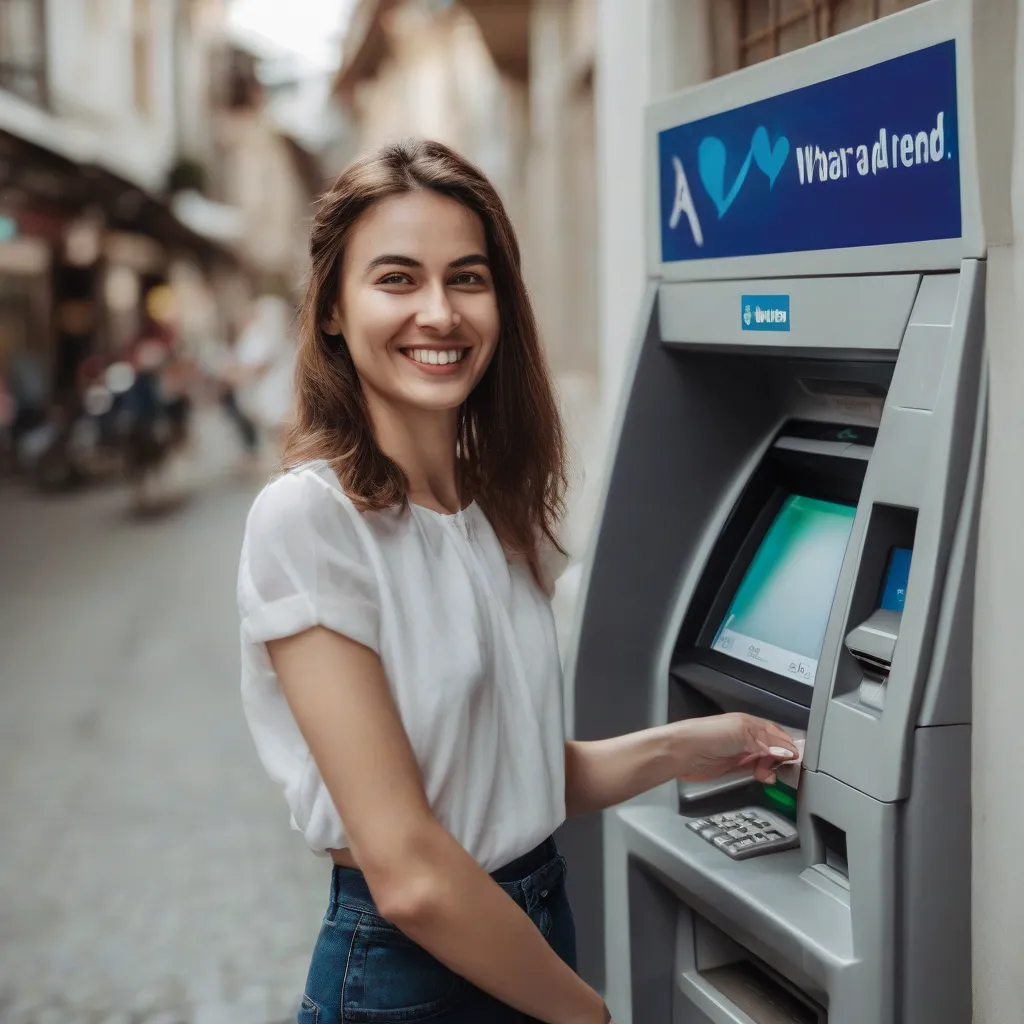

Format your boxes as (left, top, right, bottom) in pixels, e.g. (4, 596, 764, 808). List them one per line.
(365, 253, 490, 273)
(365, 254, 421, 272)
(449, 254, 490, 269)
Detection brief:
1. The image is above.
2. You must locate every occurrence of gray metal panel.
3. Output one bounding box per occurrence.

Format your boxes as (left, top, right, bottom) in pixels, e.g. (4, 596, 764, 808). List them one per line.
(899, 725, 972, 1023)
(918, 366, 986, 727)
(612, 764, 899, 1024)
(658, 276, 920, 352)
(644, 0, 984, 283)
(814, 263, 985, 801)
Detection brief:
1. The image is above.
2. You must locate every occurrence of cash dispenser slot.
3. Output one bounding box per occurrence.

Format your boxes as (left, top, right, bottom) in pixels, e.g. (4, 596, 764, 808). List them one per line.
(679, 913, 829, 1023)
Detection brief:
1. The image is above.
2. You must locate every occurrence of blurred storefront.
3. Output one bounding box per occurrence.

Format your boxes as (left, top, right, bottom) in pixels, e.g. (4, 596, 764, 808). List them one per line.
(0, 0, 327, 422)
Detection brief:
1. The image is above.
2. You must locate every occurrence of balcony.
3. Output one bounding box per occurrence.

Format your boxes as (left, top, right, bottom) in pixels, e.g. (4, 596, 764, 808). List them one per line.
(0, 0, 47, 107)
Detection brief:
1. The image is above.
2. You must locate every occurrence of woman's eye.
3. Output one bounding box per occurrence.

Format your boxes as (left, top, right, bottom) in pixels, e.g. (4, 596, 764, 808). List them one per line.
(450, 272, 484, 286)
(378, 272, 412, 285)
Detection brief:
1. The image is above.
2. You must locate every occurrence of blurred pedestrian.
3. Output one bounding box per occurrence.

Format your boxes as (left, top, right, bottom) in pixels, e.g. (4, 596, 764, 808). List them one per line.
(236, 140, 796, 1024)
(223, 294, 296, 471)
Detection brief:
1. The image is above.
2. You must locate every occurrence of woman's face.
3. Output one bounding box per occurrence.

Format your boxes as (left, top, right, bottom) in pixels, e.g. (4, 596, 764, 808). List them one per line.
(332, 190, 500, 416)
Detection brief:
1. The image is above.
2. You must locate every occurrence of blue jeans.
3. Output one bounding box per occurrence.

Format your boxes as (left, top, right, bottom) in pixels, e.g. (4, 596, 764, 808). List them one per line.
(298, 839, 577, 1022)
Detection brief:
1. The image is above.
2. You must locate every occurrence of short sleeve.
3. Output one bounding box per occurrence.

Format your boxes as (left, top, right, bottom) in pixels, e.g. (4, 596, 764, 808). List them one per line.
(238, 468, 380, 652)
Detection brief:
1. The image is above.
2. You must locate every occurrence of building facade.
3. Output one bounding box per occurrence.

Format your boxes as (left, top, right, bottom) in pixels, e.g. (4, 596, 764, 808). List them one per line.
(0, 0, 325, 408)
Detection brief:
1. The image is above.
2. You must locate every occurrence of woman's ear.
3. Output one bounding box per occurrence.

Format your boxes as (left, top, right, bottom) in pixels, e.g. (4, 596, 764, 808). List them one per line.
(322, 301, 343, 336)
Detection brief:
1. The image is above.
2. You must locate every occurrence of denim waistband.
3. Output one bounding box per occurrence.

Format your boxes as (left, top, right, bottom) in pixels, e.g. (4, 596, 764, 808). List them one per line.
(489, 836, 557, 883)
(330, 836, 562, 917)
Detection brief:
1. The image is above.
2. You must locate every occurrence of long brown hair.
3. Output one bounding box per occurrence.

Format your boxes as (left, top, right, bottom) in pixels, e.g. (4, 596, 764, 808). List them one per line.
(283, 138, 568, 577)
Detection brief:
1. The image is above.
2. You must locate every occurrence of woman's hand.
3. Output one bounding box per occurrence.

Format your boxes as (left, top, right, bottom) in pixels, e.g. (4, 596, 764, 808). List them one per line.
(673, 713, 798, 785)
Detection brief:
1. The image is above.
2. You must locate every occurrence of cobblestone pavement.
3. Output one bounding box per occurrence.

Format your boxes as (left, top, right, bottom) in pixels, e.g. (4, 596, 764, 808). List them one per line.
(0, 415, 326, 1024)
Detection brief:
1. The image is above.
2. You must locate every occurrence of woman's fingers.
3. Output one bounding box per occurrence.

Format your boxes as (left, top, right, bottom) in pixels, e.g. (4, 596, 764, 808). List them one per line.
(751, 756, 777, 784)
(755, 721, 798, 760)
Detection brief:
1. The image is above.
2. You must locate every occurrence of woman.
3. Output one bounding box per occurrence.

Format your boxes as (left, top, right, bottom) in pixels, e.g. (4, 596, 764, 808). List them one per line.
(237, 139, 796, 1024)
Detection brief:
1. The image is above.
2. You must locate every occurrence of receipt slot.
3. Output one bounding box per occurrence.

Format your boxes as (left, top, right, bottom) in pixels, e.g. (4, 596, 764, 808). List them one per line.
(560, 4, 999, 1023)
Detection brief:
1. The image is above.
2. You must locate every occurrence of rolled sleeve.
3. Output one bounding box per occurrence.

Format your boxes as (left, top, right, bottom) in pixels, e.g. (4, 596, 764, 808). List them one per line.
(238, 468, 380, 652)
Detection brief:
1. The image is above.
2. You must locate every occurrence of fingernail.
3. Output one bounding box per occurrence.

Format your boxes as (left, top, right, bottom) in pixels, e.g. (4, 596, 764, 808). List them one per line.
(769, 746, 794, 759)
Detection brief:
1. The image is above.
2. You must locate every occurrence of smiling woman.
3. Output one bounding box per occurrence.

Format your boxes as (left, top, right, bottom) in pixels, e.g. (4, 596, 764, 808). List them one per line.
(235, 138, 794, 1024)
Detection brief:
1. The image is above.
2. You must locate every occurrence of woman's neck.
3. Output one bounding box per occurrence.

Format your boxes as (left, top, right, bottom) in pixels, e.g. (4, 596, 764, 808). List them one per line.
(366, 395, 463, 514)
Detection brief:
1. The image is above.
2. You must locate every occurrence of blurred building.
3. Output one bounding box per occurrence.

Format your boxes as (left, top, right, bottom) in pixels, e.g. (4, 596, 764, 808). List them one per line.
(0, 0, 326, 408)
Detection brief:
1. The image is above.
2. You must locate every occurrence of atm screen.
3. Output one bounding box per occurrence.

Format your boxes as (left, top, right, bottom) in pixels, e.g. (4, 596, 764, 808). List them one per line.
(711, 495, 856, 685)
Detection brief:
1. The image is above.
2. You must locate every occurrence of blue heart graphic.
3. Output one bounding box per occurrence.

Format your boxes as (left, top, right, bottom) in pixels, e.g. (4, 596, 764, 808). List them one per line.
(698, 137, 754, 218)
(750, 127, 790, 188)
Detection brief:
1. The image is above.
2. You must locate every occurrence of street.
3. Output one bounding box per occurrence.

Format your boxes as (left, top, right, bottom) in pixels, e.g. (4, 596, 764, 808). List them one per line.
(0, 414, 325, 1024)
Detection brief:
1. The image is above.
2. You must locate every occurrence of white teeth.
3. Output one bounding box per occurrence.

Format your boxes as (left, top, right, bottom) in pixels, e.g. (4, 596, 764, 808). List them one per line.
(407, 348, 463, 366)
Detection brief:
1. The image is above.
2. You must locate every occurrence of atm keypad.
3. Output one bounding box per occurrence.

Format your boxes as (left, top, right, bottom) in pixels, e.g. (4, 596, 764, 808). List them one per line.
(687, 809, 799, 859)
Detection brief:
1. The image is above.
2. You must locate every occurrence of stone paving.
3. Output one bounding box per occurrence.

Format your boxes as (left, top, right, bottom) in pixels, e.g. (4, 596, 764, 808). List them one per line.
(0, 383, 607, 1024)
(0, 414, 325, 1024)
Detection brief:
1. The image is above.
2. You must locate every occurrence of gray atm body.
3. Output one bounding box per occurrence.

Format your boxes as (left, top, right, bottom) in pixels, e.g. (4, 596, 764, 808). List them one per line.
(561, 5, 988, 1023)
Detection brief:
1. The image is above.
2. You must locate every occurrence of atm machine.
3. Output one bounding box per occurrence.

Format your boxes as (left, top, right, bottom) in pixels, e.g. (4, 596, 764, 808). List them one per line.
(562, 3, 990, 1022)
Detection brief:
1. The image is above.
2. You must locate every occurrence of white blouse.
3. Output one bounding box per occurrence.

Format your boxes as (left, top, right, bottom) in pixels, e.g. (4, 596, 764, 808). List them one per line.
(237, 460, 569, 873)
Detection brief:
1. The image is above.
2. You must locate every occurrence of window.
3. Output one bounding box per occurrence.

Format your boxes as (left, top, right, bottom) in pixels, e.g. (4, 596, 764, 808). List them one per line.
(133, 0, 152, 114)
(715, 0, 929, 75)
(0, 0, 47, 107)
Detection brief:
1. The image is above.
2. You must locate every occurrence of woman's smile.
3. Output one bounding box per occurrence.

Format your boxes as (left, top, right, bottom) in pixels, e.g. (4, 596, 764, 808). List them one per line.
(398, 344, 470, 374)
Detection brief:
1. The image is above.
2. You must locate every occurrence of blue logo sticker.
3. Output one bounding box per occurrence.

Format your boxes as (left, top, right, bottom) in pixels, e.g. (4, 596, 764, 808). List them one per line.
(660, 41, 961, 262)
(742, 295, 790, 332)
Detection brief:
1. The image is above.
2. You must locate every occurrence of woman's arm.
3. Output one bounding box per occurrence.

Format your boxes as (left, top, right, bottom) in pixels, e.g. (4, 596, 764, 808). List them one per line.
(564, 714, 798, 818)
(268, 626, 609, 1024)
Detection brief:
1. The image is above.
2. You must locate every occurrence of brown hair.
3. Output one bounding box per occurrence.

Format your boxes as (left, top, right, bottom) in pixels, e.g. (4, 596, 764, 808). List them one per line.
(283, 138, 568, 577)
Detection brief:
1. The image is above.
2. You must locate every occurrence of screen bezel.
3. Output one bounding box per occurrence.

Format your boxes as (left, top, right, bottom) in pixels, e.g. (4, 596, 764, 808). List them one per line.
(672, 442, 867, 711)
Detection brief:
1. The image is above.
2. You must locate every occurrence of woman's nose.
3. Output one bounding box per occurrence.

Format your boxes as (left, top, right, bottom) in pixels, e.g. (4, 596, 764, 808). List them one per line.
(414, 285, 460, 335)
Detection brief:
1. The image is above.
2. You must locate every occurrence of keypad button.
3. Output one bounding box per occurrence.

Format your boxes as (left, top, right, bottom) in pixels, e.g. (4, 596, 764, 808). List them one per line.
(728, 829, 746, 839)
(735, 838, 755, 849)
(688, 819, 707, 832)
(713, 836, 734, 849)
(763, 831, 781, 841)
(701, 827, 723, 840)
(742, 811, 759, 821)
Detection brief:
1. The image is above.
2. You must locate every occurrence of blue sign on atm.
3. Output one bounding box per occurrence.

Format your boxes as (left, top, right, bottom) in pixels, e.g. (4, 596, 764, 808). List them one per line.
(659, 41, 962, 262)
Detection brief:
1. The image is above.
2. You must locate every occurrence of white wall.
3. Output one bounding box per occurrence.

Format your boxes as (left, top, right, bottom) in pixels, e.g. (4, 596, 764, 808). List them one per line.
(594, 0, 711, 425)
(972, 1, 1024, 1018)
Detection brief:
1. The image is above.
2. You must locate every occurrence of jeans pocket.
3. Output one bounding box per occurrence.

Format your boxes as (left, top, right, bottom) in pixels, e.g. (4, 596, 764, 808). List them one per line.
(298, 994, 320, 1024)
(341, 913, 467, 1022)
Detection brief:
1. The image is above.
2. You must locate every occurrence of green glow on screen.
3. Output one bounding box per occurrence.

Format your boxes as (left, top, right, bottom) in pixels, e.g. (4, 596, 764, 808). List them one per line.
(712, 495, 856, 684)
